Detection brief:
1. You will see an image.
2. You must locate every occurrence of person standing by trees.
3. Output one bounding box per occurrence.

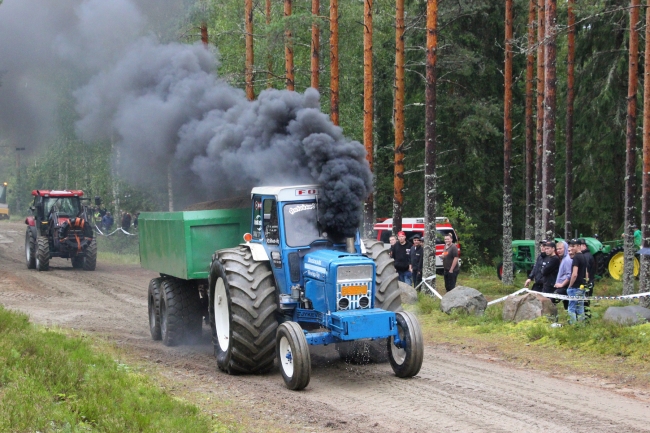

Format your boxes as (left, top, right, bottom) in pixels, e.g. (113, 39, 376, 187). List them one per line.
(541, 241, 560, 294)
(567, 238, 589, 324)
(553, 240, 572, 311)
(524, 240, 547, 292)
(579, 238, 595, 319)
(442, 234, 459, 292)
(409, 234, 424, 289)
(390, 231, 412, 284)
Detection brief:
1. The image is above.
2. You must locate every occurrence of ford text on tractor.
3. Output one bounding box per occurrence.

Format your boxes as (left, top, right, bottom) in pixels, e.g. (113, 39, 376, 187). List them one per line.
(24, 190, 98, 271)
(139, 186, 423, 390)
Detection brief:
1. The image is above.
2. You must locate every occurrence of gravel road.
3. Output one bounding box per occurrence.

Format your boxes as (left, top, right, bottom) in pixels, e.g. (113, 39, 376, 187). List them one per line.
(1, 221, 649, 433)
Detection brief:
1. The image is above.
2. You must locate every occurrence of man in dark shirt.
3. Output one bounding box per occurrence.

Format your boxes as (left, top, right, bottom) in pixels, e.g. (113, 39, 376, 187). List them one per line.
(540, 242, 560, 294)
(409, 234, 424, 289)
(579, 238, 595, 319)
(524, 240, 547, 292)
(390, 231, 412, 285)
(567, 239, 589, 324)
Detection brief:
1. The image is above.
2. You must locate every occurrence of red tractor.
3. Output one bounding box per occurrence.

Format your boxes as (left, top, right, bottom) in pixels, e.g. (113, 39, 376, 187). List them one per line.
(25, 190, 98, 271)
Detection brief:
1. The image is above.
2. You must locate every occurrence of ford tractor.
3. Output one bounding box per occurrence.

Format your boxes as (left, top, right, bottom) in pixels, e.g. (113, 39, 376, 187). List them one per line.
(139, 185, 423, 390)
(25, 190, 98, 271)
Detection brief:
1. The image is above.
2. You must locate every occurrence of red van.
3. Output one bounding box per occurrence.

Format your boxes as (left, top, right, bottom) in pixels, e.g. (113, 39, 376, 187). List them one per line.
(372, 217, 460, 272)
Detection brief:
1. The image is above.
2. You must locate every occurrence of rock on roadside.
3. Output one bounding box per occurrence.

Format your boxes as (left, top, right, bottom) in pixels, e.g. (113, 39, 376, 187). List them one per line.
(502, 292, 557, 322)
(398, 281, 418, 304)
(603, 305, 650, 325)
(440, 286, 487, 316)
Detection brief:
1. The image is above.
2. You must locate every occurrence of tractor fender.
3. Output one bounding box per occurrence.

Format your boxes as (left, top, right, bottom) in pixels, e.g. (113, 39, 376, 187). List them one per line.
(25, 216, 35, 227)
(241, 242, 270, 262)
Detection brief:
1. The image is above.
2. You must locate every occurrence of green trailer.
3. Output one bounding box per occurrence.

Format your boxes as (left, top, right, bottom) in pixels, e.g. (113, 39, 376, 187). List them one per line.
(139, 207, 251, 280)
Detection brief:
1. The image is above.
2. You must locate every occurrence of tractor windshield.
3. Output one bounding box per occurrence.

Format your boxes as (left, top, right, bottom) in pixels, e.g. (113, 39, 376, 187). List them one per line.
(44, 197, 80, 217)
(283, 202, 321, 247)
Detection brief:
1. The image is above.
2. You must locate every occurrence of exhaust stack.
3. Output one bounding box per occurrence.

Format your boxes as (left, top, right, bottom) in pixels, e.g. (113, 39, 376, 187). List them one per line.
(346, 237, 356, 253)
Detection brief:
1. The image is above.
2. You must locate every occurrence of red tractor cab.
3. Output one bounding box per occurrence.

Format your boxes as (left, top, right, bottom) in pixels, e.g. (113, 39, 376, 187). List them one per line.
(24, 190, 97, 271)
(373, 217, 460, 273)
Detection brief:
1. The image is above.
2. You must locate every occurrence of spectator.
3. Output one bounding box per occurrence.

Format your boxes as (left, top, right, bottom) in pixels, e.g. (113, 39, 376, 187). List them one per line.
(388, 235, 397, 257)
(567, 238, 589, 324)
(121, 212, 132, 231)
(409, 234, 424, 289)
(540, 242, 560, 294)
(390, 231, 412, 285)
(579, 238, 595, 319)
(101, 212, 114, 232)
(133, 212, 140, 229)
(442, 234, 459, 292)
(634, 224, 642, 248)
(524, 240, 547, 292)
(553, 240, 572, 310)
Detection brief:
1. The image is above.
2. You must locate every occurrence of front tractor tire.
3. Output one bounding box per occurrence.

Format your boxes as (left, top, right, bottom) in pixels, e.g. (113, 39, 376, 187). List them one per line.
(159, 278, 203, 346)
(277, 321, 311, 390)
(388, 311, 424, 378)
(35, 237, 50, 271)
(83, 238, 97, 271)
(209, 247, 278, 375)
(25, 229, 36, 269)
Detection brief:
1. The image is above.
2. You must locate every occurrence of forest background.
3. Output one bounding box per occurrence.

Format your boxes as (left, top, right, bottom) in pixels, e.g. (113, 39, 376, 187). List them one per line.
(0, 0, 642, 267)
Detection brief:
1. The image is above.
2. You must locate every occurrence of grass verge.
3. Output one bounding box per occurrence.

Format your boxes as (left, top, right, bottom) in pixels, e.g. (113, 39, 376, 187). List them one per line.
(0, 305, 223, 433)
(413, 266, 650, 387)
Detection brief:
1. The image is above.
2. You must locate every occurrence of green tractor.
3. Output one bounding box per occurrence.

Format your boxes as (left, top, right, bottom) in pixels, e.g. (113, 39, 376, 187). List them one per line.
(496, 237, 613, 280)
(598, 239, 640, 281)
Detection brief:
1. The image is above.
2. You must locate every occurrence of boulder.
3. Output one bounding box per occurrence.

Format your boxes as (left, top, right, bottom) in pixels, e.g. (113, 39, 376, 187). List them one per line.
(603, 306, 650, 325)
(398, 281, 418, 305)
(502, 293, 557, 322)
(440, 286, 487, 316)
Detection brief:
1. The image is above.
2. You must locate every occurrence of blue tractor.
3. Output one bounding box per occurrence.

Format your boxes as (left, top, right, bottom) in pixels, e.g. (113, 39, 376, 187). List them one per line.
(140, 185, 423, 390)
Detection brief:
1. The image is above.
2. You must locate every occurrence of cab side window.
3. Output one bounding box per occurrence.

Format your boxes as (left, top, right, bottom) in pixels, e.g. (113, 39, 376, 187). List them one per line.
(263, 199, 279, 245)
(252, 197, 263, 239)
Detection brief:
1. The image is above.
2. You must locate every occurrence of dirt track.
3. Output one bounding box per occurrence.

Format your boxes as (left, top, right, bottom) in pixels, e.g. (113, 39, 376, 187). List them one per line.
(1, 221, 650, 433)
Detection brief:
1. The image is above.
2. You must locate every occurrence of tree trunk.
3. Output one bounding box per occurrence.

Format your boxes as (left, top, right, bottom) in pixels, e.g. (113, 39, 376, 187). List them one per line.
(641, 0, 650, 305)
(525, 0, 536, 240)
(267, 0, 273, 88)
(424, 0, 438, 291)
(330, 0, 339, 125)
(542, 0, 556, 241)
(284, 0, 294, 91)
(564, 0, 575, 239)
(535, 0, 545, 251)
(311, 0, 320, 90)
(624, 0, 640, 295)
(200, 23, 208, 47)
(502, 0, 514, 286)
(393, 0, 405, 234)
(245, 0, 255, 100)
(363, 0, 374, 238)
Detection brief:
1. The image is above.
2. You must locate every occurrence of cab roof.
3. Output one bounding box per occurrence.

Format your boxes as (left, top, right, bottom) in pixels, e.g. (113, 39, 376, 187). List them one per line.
(251, 185, 319, 201)
(31, 190, 84, 197)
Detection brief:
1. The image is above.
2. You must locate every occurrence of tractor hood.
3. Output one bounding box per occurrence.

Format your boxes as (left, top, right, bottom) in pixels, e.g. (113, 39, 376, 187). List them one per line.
(303, 250, 374, 282)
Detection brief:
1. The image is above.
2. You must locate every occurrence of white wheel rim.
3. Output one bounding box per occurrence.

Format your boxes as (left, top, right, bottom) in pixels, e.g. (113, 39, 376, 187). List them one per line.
(214, 278, 230, 351)
(25, 238, 30, 262)
(279, 335, 294, 377)
(390, 327, 407, 365)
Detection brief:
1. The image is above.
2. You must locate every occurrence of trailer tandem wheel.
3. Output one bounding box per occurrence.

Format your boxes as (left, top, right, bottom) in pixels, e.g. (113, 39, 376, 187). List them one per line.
(277, 321, 311, 390)
(159, 278, 203, 346)
(388, 311, 424, 378)
(148, 277, 163, 340)
(209, 247, 278, 375)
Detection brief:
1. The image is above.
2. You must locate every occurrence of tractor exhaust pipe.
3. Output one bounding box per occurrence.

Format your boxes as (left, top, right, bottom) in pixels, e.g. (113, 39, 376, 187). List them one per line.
(346, 237, 355, 253)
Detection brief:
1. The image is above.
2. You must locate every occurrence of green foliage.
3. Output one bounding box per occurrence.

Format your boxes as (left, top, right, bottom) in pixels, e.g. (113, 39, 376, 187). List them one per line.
(0, 306, 216, 433)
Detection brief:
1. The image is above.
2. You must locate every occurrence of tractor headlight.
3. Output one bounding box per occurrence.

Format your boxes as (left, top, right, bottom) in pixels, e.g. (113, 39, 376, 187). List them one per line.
(337, 265, 373, 283)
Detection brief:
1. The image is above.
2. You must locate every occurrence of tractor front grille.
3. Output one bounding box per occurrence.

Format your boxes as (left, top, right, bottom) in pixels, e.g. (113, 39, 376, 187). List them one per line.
(336, 281, 371, 311)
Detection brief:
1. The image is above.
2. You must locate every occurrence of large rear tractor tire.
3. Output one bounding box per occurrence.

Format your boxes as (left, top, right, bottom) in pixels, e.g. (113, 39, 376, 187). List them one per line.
(35, 237, 50, 271)
(209, 247, 278, 375)
(83, 239, 97, 271)
(593, 252, 606, 279)
(25, 229, 36, 269)
(388, 311, 424, 378)
(607, 247, 640, 281)
(276, 321, 311, 390)
(159, 277, 204, 346)
(337, 240, 403, 365)
(148, 277, 163, 340)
